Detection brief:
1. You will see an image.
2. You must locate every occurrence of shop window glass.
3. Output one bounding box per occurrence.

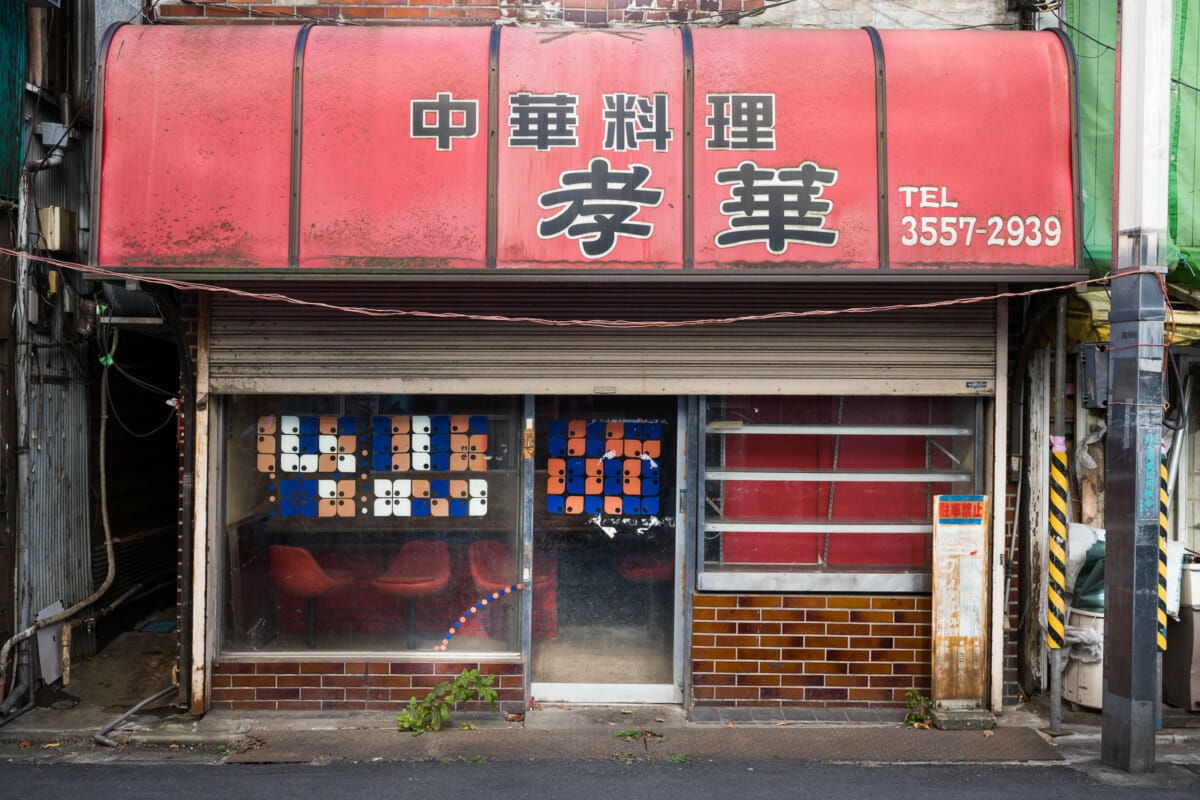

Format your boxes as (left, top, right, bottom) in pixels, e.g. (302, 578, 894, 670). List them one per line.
(700, 396, 980, 592)
(221, 395, 522, 654)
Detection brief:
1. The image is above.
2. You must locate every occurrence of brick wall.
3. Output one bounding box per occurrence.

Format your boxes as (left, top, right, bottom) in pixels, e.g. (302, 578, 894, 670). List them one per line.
(211, 659, 525, 711)
(150, 0, 766, 25)
(149, 0, 1014, 28)
(692, 594, 931, 707)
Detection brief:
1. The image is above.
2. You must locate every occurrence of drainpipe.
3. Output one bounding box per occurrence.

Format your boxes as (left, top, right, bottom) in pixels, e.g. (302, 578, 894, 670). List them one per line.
(3, 169, 35, 716)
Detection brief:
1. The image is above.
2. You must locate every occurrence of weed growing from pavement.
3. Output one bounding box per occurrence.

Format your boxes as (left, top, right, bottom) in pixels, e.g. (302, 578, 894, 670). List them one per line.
(903, 689, 932, 728)
(396, 669, 498, 735)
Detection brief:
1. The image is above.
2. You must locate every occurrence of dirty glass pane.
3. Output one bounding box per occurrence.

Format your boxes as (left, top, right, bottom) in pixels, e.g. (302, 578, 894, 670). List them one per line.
(220, 395, 522, 654)
(703, 396, 978, 574)
(532, 397, 677, 685)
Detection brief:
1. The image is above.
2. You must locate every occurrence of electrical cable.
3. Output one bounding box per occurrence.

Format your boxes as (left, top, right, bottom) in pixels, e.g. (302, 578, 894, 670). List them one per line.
(0, 246, 1175, 332)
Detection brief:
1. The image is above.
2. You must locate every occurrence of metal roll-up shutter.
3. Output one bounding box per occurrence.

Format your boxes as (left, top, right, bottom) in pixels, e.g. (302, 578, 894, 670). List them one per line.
(206, 283, 998, 396)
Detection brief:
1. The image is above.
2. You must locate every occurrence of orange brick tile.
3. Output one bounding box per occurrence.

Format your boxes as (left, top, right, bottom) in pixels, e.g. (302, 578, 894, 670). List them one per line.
(736, 648, 781, 660)
(231, 675, 276, 688)
(804, 661, 848, 675)
(693, 672, 737, 686)
(737, 673, 781, 687)
(738, 596, 782, 608)
(694, 595, 738, 607)
(805, 636, 848, 649)
(693, 647, 737, 660)
(782, 596, 826, 609)
(870, 597, 916, 610)
(825, 675, 871, 688)
(825, 597, 871, 609)
(777, 674, 824, 688)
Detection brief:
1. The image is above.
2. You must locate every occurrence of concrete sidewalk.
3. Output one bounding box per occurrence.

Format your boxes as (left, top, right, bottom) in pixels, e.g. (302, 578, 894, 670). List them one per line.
(1, 697, 1196, 765)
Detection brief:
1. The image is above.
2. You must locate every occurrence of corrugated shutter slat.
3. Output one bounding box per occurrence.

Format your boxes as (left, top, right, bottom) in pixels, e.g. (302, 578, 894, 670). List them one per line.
(207, 284, 997, 396)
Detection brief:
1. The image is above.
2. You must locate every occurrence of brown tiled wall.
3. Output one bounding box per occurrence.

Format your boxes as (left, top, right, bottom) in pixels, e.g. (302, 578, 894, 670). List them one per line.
(692, 595, 931, 707)
(211, 660, 525, 712)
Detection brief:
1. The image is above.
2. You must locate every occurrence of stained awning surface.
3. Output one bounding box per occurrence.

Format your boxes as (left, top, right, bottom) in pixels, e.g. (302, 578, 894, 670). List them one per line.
(95, 26, 1081, 278)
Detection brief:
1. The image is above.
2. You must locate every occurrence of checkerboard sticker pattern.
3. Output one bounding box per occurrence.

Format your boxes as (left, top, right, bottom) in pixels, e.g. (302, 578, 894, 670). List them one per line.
(258, 414, 489, 518)
(546, 419, 662, 515)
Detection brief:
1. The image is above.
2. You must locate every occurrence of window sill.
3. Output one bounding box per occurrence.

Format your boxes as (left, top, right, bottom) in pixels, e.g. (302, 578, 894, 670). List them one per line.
(697, 569, 930, 594)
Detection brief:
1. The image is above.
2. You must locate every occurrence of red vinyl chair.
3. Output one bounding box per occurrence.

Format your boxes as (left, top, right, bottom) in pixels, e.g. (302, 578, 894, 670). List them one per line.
(372, 540, 451, 649)
(468, 540, 552, 639)
(269, 545, 354, 649)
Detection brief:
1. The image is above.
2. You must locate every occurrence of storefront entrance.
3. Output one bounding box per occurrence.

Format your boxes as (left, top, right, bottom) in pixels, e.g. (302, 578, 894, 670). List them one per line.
(530, 397, 683, 704)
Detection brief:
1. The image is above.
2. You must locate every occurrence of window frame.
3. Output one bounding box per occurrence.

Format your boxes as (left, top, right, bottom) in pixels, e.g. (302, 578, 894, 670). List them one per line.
(694, 395, 986, 594)
(213, 394, 527, 659)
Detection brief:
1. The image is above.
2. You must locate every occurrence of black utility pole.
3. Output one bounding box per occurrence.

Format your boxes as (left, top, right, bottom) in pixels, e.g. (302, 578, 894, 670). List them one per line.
(1102, 0, 1172, 774)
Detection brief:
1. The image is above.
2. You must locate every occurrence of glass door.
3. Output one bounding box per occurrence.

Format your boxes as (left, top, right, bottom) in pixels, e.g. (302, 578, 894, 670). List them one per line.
(529, 396, 681, 703)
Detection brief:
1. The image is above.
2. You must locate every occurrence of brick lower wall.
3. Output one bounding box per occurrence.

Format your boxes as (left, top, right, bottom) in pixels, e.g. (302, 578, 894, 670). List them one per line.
(211, 659, 525, 712)
(692, 594, 931, 707)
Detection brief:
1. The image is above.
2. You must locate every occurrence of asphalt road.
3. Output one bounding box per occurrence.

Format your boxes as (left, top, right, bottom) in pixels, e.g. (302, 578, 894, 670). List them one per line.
(3, 760, 1199, 799)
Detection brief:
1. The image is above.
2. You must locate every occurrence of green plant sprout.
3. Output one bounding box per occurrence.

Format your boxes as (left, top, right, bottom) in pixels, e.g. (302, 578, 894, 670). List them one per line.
(396, 668, 498, 735)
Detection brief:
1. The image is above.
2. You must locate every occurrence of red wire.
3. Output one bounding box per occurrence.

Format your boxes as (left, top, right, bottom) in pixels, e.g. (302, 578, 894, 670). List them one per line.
(0, 245, 1173, 331)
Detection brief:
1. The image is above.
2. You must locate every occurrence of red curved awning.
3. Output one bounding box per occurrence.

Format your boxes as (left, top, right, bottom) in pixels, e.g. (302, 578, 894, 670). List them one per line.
(95, 25, 1079, 278)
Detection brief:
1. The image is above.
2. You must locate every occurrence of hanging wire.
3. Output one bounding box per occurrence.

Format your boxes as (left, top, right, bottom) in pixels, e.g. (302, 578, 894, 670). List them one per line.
(0, 246, 1171, 332)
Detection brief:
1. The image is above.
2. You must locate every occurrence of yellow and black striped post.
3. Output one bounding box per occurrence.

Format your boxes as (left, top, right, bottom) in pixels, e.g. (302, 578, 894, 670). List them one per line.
(1159, 454, 1169, 652)
(1048, 442, 1068, 651)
